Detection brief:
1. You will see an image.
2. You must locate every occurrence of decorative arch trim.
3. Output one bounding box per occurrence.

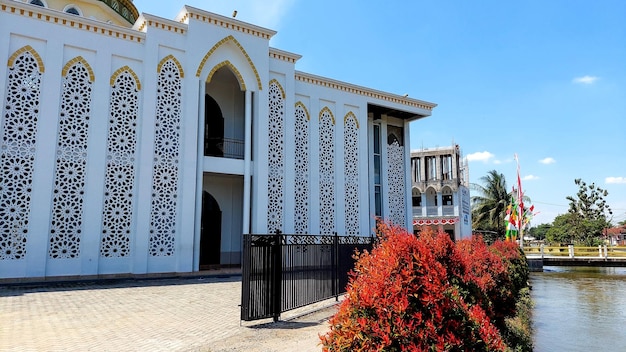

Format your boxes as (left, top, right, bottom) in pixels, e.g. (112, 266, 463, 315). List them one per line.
(269, 79, 285, 99)
(344, 111, 359, 129)
(195, 35, 262, 90)
(110, 65, 141, 90)
(62, 56, 95, 82)
(8, 45, 45, 73)
(319, 106, 335, 125)
(157, 55, 184, 78)
(295, 101, 310, 121)
(206, 60, 246, 91)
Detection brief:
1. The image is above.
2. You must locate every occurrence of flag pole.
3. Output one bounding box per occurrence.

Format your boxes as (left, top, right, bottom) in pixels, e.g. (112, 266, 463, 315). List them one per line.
(514, 154, 523, 249)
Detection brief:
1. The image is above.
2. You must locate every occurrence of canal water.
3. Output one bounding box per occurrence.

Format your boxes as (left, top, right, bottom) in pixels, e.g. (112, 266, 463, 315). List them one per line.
(531, 266, 626, 352)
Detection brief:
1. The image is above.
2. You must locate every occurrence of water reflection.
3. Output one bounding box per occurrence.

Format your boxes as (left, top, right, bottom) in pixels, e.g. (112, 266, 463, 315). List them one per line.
(532, 266, 626, 352)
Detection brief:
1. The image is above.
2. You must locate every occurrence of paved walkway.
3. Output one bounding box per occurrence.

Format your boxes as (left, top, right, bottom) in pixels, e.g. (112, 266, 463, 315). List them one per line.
(0, 272, 337, 351)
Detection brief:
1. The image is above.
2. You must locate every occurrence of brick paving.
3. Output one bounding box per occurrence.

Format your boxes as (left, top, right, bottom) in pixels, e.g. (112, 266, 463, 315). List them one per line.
(0, 273, 336, 352)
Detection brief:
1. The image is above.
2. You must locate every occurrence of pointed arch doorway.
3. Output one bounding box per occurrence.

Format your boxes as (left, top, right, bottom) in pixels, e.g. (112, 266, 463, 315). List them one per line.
(200, 191, 222, 269)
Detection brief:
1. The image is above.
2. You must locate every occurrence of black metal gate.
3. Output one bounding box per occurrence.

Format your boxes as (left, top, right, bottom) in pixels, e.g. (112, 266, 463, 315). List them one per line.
(241, 233, 373, 322)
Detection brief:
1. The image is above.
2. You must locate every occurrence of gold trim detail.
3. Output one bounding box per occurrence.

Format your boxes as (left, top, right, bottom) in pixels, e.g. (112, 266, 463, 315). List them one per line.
(157, 55, 184, 78)
(7, 45, 45, 73)
(110, 65, 141, 90)
(1, 3, 143, 43)
(206, 60, 246, 91)
(137, 19, 186, 35)
(295, 72, 436, 112)
(195, 35, 262, 90)
(319, 106, 335, 125)
(269, 79, 285, 99)
(344, 111, 359, 129)
(62, 56, 95, 82)
(295, 101, 310, 121)
(179, 8, 276, 40)
(269, 48, 301, 64)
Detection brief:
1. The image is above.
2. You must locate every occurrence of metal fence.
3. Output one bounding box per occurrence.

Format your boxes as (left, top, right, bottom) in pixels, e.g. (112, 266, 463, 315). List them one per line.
(240, 233, 374, 322)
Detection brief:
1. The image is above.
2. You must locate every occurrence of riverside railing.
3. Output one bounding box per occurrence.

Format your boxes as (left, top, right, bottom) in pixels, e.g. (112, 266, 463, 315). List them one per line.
(240, 232, 374, 322)
(524, 245, 626, 259)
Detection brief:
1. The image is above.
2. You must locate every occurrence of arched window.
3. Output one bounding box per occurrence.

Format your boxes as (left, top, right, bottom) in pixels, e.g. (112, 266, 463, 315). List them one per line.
(63, 5, 82, 16)
(29, 0, 45, 7)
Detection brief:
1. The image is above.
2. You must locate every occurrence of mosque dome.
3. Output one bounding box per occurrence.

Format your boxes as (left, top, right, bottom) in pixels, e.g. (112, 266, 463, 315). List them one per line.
(23, 0, 139, 27)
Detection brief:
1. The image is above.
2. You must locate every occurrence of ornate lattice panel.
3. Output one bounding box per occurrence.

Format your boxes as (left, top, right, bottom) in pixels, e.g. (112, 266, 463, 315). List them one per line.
(294, 103, 310, 234)
(318, 108, 335, 235)
(387, 140, 406, 226)
(48, 60, 92, 259)
(267, 81, 284, 233)
(100, 70, 139, 258)
(343, 113, 359, 236)
(148, 59, 182, 257)
(0, 49, 42, 260)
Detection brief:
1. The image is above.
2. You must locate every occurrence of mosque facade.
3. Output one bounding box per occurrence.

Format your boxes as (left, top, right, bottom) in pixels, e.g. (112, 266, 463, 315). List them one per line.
(0, 0, 436, 280)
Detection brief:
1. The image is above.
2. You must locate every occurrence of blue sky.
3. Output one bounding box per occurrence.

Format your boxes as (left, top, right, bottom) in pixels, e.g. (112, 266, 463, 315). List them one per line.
(133, 0, 626, 226)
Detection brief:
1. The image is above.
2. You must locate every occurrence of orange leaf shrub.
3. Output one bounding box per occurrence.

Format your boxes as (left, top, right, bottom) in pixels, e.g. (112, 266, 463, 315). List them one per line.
(320, 222, 529, 351)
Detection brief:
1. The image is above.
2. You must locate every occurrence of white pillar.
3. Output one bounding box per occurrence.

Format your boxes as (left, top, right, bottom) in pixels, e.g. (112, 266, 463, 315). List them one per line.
(243, 90, 252, 234)
(193, 80, 206, 271)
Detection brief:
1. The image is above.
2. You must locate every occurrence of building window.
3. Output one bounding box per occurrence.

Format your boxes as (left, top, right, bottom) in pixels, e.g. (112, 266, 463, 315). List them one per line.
(426, 156, 437, 180)
(387, 125, 403, 146)
(412, 157, 421, 182)
(412, 195, 422, 207)
(443, 194, 453, 206)
(442, 154, 452, 180)
(64, 6, 81, 16)
(373, 124, 382, 217)
(30, 0, 45, 6)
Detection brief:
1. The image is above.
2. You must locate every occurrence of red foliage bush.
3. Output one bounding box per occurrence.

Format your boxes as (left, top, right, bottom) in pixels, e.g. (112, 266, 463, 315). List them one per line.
(320, 223, 527, 351)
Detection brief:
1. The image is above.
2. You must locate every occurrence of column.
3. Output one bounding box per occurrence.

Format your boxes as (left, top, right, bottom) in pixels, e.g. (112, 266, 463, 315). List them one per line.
(193, 79, 206, 271)
(243, 90, 252, 234)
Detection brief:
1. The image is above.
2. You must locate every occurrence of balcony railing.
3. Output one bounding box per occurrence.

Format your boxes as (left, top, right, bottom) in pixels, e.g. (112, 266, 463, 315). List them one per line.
(205, 137, 244, 160)
(426, 206, 438, 216)
(442, 205, 455, 216)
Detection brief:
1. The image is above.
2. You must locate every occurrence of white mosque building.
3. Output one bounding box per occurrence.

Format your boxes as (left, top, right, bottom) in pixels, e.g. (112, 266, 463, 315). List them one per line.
(0, 0, 436, 280)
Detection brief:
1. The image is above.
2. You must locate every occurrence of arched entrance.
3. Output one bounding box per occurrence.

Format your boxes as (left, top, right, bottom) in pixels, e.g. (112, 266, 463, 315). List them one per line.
(204, 94, 224, 157)
(200, 191, 222, 269)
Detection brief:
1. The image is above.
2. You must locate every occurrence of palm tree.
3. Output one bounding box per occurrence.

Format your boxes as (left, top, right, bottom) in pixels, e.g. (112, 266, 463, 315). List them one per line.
(471, 170, 510, 238)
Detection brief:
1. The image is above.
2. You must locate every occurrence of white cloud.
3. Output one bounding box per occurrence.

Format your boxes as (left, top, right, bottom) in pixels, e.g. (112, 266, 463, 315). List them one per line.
(523, 175, 539, 181)
(573, 75, 599, 84)
(606, 177, 626, 184)
(466, 151, 494, 163)
(539, 157, 556, 165)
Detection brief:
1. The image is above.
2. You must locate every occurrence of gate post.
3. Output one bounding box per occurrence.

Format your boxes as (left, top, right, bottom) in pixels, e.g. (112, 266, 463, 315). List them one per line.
(333, 232, 339, 301)
(272, 230, 282, 322)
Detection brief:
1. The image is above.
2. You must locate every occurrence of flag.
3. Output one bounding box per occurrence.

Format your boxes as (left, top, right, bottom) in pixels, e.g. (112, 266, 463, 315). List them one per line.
(505, 190, 519, 241)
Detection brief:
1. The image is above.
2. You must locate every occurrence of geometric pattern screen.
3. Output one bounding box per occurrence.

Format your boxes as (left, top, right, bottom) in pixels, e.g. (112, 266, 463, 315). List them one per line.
(267, 80, 284, 234)
(148, 58, 182, 257)
(100, 69, 140, 258)
(49, 59, 93, 259)
(343, 112, 359, 236)
(387, 140, 406, 226)
(0, 49, 42, 260)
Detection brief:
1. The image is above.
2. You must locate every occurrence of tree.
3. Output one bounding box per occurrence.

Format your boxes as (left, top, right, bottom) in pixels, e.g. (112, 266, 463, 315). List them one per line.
(527, 223, 551, 241)
(545, 213, 576, 244)
(566, 178, 613, 245)
(471, 170, 510, 239)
